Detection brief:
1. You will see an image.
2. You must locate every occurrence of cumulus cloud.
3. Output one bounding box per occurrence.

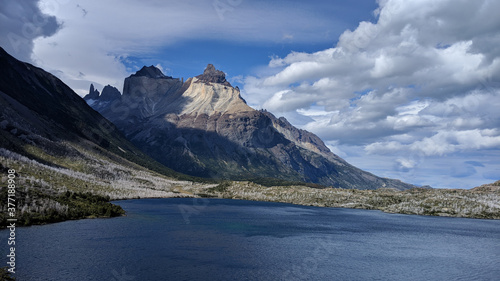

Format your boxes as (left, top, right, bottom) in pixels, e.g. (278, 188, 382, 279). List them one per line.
(3, 0, 498, 188)
(0, 0, 60, 61)
(241, 0, 500, 188)
(366, 129, 500, 156)
(256, 0, 498, 136)
(22, 0, 348, 96)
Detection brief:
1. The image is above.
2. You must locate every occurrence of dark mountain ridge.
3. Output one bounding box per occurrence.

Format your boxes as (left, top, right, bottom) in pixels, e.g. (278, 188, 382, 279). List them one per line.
(88, 64, 415, 190)
(0, 46, 196, 181)
(0, 46, 216, 226)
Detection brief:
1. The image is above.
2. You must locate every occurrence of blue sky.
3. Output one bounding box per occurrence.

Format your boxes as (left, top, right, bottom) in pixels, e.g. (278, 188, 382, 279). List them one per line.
(1, 0, 499, 189)
(124, 1, 379, 82)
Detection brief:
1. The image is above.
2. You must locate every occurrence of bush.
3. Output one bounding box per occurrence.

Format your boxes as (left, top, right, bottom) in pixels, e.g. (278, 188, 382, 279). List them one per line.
(0, 266, 15, 280)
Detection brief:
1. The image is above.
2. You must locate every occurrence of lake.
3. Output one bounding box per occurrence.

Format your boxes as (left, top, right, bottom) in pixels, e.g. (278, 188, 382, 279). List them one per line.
(3, 198, 500, 280)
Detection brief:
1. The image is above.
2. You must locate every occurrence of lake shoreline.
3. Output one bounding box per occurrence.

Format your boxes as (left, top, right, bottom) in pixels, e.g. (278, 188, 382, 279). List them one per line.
(15, 197, 500, 281)
(3, 182, 499, 229)
(115, 181, 500, 220)
(184, 181, 500, 220)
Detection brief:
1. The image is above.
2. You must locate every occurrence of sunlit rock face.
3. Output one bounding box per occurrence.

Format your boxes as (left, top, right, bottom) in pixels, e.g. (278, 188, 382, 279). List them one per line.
(86, 64, 415, 190)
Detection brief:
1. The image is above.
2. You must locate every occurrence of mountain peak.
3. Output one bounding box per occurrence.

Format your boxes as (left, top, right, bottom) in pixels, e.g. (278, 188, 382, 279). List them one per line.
(195, 64, 231, 87)
(84, 83, 100, 101)
(131, 65, 171, 79)
(81, 60, 415, 190)
(100, 85, 121, 101)
(205, 63, 215, 71)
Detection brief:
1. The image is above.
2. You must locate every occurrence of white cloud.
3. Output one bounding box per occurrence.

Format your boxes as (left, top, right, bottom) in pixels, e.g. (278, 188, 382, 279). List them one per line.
(3, 0, 498, 188)
(0, 0, 60, 62)
(366, 129, 500, 157)
(240, 0, 500, 188)
(395, 157, 417, 173)
(26, 0, 346, 96)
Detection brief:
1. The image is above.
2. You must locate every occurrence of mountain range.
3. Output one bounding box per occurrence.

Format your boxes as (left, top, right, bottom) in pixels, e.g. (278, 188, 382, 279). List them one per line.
(2, 46, 499, 222)
(0, 41, 414, 193)
(84, 64, 415, 190)
(0, 46, 206, 203)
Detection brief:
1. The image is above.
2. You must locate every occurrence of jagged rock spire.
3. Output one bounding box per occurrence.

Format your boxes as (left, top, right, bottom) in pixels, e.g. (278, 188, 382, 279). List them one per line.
(131, 65, 171, 79)
(195, 64, 231, 87)
(84, 83, 100, 100)
(81, 59, 416, 190)
(99, 85, 121, 101)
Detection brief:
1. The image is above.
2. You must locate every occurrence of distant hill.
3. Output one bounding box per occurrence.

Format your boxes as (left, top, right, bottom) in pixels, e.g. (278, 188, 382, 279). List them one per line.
(472, 180, 500, 192)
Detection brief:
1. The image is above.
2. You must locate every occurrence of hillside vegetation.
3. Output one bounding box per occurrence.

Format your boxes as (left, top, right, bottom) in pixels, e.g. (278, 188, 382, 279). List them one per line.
(0, 146, 212, 228)
(0, 47, 498, 226)
(0, 46, 213, 228)
(183, 180, 500, 219)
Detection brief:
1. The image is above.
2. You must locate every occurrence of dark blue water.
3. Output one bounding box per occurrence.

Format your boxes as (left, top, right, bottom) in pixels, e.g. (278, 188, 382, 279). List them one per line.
(3, 198, 500, 280)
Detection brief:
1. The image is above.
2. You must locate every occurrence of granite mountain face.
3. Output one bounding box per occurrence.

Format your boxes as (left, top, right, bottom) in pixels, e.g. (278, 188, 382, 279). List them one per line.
(86, 64, 415, 190)
(0, 47, 217, 226)
(0, 47, 189, 182)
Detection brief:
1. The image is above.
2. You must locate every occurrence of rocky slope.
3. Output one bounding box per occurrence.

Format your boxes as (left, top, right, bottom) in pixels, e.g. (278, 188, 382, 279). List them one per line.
(182, 181, 500, 219)
(471, 180, 500, 192)
(88, 64, 415, 190)
(0, 47, 207, 226)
